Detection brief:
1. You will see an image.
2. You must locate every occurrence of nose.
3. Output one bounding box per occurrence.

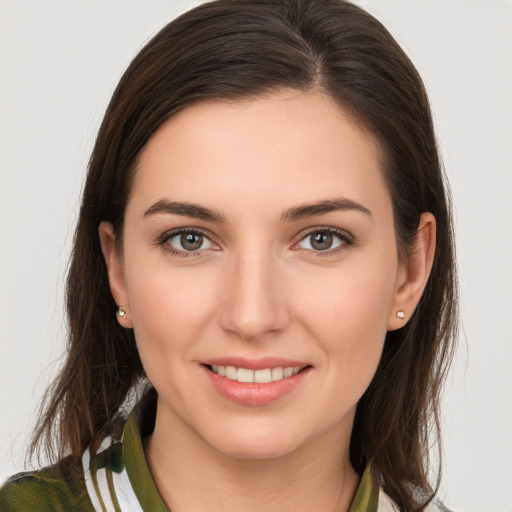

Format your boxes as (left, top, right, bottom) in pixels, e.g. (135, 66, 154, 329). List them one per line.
(219, 249, 289, 340)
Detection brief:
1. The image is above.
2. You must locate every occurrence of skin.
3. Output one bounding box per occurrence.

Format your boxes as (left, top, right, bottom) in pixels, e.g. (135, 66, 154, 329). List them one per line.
(100, 89, 435, 512)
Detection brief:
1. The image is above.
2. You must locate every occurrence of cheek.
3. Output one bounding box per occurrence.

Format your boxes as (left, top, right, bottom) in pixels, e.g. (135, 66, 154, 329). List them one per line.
(291, 258, 397, 388)
(295, 261, 395, 339)
(124, 264, 218, 368)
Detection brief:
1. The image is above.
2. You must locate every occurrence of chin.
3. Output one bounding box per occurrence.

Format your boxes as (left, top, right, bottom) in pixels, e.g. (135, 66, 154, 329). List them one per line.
(214, 438, 299, 461)
(200, 420, 311, 461)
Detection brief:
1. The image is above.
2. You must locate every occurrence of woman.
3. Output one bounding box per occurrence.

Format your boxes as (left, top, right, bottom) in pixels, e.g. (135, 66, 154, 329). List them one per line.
(0, 0, 457, 511)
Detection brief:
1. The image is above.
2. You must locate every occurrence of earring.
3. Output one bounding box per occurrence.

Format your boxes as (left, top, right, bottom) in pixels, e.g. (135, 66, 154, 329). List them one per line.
(116, 306, 127, 319)
(396, 310, 406, 319)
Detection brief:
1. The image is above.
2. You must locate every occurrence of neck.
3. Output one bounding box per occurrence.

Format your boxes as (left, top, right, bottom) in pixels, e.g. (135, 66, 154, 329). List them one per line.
(145, 402, 360, 512)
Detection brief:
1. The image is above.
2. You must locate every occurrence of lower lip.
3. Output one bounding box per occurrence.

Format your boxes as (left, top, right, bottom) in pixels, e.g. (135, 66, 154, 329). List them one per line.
(202, 366, 311, 406)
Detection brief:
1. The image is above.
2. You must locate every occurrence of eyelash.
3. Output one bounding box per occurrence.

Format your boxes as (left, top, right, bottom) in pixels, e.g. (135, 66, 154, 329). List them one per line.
(157, 228, 217, 258)
(293, 227, 355, 256)
(156, 227, 355, 258)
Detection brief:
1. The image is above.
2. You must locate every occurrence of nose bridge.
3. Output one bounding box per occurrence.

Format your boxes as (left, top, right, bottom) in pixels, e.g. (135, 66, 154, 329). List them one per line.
(220, 242, 288, 340)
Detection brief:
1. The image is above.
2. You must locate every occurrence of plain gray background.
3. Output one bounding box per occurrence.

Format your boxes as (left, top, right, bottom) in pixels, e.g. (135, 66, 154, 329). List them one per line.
(1, 1, 511, 511)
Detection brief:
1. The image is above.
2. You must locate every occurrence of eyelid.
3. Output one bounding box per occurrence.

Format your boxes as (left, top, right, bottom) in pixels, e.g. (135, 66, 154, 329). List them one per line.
(292, 226, 355, 253)
(156, 227, 220, 257)
(155, 225, 355, 257)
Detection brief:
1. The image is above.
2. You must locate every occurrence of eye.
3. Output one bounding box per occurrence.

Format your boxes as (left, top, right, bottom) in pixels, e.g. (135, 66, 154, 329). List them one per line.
(160, 229, 216, 256)
(295, 228, 352, 252)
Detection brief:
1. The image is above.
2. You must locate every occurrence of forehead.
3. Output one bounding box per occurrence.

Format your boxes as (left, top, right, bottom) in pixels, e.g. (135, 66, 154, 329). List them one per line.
(130, 90, 388, 218)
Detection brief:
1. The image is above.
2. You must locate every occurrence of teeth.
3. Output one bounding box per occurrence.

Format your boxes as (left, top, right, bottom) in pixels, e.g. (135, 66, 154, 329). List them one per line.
(237, 368, 254, 383)
(254, 368, 272, 384)
(271, 367, 284, 381)
(210, 365, 302, 383)
(225, 366, 237, 380)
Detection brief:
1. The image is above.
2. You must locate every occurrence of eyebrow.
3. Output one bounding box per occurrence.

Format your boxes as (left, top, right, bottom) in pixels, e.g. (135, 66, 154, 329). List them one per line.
(143, 197, 371, 223)
(144, 200, 226, 223)
(280, 197, 372, 222)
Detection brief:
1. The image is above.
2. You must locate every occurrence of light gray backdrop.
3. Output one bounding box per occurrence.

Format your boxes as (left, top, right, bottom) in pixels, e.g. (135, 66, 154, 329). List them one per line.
(1, 1, 511, 511)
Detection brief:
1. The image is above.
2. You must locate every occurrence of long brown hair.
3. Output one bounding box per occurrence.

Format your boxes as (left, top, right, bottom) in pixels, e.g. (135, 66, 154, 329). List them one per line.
(30, 1, 458, 510)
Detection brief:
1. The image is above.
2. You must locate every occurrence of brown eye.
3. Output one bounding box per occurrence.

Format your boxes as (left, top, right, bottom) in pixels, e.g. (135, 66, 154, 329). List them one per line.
(166, 230, 215, 253)
(297, 229, 349, 252)
(180, 233, 203, 251)
(311, 232, 334, 250)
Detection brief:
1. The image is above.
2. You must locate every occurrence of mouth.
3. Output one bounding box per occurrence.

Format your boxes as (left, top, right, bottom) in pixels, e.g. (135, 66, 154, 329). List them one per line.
(202, 360, 312, 405)
(205, 364, 309, 384)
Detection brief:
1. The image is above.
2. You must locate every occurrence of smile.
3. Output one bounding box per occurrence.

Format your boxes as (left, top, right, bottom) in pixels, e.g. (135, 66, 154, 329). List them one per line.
(210, 365, 302, 383)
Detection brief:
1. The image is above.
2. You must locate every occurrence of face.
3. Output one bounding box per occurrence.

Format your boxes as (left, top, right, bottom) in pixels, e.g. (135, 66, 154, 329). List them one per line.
(101, 90, 427, 461)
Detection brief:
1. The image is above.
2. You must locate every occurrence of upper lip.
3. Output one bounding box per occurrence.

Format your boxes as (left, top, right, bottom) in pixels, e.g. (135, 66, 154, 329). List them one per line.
(202, 356, 310, 370)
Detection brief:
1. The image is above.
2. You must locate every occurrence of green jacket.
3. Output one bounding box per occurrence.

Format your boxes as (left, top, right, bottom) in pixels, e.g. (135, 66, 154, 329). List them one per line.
(1, 389, 432, 511)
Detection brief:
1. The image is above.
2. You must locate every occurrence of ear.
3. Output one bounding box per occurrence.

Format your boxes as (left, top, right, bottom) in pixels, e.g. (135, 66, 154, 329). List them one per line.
(99, 221, 133, 328)
(387, 212, 436, 331)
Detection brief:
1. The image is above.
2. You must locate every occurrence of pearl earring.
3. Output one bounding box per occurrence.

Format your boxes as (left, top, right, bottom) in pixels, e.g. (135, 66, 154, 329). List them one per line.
(396, 310, 406, 319)
(116, 306, 127, 319)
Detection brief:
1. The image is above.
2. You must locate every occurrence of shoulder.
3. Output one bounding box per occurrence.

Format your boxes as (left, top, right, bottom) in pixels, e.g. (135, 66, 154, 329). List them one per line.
(378, 487, 455, 512)
(0, 457, 94, 512)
